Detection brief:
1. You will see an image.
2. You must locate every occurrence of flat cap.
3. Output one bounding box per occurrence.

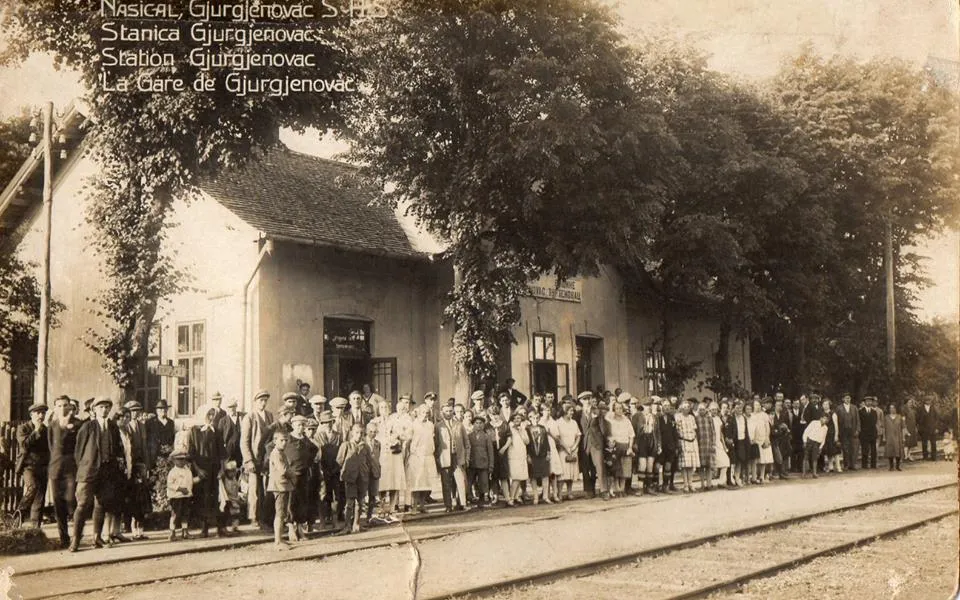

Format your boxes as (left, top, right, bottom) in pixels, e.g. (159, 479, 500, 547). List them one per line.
(225, 398, 238, 407)
(253, 390, 271, 401)
(470, 390, 485, 401)
(309, 395, 328, 405)
(282, 392, 299, 402)
(123, 400, 143, 411)
(290, 415, 307, 424)
(577, 391, 593, 401)
(317, 410, 334, 423)
(423, 391, 438, 400)
(28, 403, 48, 414)
(92, 397, 113, 408)
(330, 397, 348, 408)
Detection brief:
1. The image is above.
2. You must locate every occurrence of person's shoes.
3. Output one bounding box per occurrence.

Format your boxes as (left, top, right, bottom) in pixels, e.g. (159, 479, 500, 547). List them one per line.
(59, 537, 71, 549)
(200, 528, 209, 538)
(812, 473, 819, 479)
(444, 507, 453, 513)
(216, 528, 228, 538)
(106, 537, 116, 548)
(93, 536, 105, 549)
(334, 527, 351, 536)
(112, 533, 131, 543)
(68, 540, 80, 552)
(454, 504, 465, 511)
(182, 530, 191, 539)
(896, 465, 902, 471)
(168, 530, 177, 542)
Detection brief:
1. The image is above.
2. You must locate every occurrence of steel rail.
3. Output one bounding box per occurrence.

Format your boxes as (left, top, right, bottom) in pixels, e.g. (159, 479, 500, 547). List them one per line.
(426, 482, 957, 600)
(18, 481, 956, 600)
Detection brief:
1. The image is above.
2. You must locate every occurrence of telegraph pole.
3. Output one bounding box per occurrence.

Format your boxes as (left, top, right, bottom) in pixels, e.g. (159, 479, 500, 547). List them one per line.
(35, 101, 54, 405)
(884, 216, 896, 377)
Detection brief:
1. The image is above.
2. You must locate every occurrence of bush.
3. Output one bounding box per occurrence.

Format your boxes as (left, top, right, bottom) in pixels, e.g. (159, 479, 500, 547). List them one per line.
(150, 444, 175, 513)
(0, 527, 52, 555)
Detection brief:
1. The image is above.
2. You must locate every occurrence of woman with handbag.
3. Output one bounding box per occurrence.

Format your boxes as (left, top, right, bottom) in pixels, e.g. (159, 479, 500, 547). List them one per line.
(606, 401, 635, 497)
(376, 397, 411, 523)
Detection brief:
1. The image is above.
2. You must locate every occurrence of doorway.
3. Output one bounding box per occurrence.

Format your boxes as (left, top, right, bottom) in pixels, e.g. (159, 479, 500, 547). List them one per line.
(322, 317, 398, 406)
(575, 335, 604, 393)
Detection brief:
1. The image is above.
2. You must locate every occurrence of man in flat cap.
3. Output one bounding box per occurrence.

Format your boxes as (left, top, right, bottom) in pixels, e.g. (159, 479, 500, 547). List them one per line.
(308, 395, 327, 420)
(313, 409, 345, 528)
(16, 402, 50, 530)
(330, 397, 354, 441)
(284, 415, 317, 539)
(48, 395, 81, 547)
(423, 392, 440, 423)
(123, 401, 150, 471)
(218, 397, 243, 466)
(241, 390, 275, 529)
(209, 392, 227, 421)
(72, 397, 123, 551)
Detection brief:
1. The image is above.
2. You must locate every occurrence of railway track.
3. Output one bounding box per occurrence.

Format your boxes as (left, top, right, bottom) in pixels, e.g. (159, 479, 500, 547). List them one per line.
(13, 479, 956, 599)
(436, 485, 958, 600)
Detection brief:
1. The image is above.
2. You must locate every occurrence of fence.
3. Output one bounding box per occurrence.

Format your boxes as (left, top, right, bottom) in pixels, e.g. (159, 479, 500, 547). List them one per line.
(0, 421, 24, 513)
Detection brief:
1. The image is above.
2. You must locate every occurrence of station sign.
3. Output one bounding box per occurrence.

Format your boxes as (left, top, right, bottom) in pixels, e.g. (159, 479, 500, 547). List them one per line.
(526, 275, 582, 303)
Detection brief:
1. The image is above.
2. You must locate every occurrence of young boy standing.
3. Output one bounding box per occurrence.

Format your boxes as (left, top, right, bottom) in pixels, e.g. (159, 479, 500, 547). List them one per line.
(364, 422, 382, 524)
(802, 414, 829, 478)
(166, 450, 199, 540)
(267, 431, 294, 548)
(467, 414, 495, 508)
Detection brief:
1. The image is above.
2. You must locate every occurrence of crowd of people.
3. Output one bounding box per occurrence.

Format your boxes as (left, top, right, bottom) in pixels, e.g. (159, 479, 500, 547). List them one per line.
(12, 380, 952, 552)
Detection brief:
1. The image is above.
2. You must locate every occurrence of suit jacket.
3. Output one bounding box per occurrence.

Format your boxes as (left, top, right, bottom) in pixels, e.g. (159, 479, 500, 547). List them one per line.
(217, 412, 243, 464)
(146, 416, 176, 467)
(799, 402, 820, 425)
(337, 440, 375, 483)
(366, 438, 382, 479)
(48, 416, 81, 475)
(467, 429, 495, 470)
(126, 418, 150, 469)
(658, 413, 679, 452)
(508, 388, 528, 410)
(527, 425, 550, 459)
(240, 409, 274, 473)
(16, 421, 50, 474)
(580, 412, 608, 451)
(631, 411, 661, 450)
(723, 414, 751, 447)
(917, 405, 937, 436)
(74, 418, 122, 483)
(188, 426, 224, 477)
(435, 419, 469, 468)
(835, 403, 860, 436)
(859, 406, 879, 441)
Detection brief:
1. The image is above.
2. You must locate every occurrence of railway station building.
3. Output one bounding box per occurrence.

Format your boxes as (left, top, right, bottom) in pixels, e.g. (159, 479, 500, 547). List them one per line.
(0, 107, 750, 419)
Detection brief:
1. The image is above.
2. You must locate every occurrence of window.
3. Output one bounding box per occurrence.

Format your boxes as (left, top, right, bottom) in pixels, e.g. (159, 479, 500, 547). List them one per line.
(646, 349, 666, 396)
(176, 321, 205, 416)
(532, 332, 555, 361)
(530, 332, 566, 399)
(134, 322, 162, 411)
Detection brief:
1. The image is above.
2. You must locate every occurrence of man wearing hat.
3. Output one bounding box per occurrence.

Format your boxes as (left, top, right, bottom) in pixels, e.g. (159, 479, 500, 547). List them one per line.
(284, 414, 316, 539)
(307, 395, 327, 420)
(146, 400, 175, 469)
(123, 400, 150, 470)
(241, 389, 275, 529)
(72, 397, 123, 551)
(282, 392, 301, 417)
(859, 396, 879, 469)
(49, 395, 81, 547)
(835, 392, 860, 471)
(330, 396, 354, 440)
(189, 403, 227, 537)
(209, 392, 227, 421)
(218, 398, 244, 465)
(16, 402, 50, 529)
(466, 414, 495, 508)
(423, 392, 440, 423)
(313, 408, 345, 527)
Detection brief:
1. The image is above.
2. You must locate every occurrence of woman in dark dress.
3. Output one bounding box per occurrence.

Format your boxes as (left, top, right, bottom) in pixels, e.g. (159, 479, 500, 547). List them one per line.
(526, 411, 551, 504)
(487, 406, 511, 504)
(821, 399, 840, 473)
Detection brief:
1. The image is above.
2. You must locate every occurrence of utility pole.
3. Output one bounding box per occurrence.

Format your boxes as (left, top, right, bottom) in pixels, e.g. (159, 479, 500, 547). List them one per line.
(884, 216, 896, 377)
(35, 101, 54, 405)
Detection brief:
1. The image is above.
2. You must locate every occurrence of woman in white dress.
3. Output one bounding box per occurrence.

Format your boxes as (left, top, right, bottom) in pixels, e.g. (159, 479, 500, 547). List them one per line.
(555, 403, 581, 500)
(500, 411, 530, 506)
(376, 397, 411, 523)
(405, 404, 438, 513)
(749, 402, 773, 483)
(709, 402, 730, 488)
(541, 405, 564, 503)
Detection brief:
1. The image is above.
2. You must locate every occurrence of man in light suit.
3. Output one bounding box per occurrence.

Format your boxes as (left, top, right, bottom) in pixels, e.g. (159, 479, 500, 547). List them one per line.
(240, 390, 275, 529)
(581, 393, 609, 499)
(836, 393, 861, 471)
(435, 404, 470, 511)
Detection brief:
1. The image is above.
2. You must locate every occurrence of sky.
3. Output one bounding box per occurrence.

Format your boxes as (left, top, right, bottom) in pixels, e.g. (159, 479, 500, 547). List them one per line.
(0, 0, 957, 320)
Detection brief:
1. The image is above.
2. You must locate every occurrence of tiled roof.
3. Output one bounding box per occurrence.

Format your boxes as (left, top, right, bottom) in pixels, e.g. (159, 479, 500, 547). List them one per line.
(202, 149, 427, 259)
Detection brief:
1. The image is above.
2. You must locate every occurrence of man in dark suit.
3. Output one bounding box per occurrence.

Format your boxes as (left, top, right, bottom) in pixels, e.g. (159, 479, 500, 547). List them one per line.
(917, 396, 938, 461)
(435, 404, 469, 511)
(72, 397, 123, 552)
(145, 399, 176, 468)
(218, 398, 243, 465)
(504, 378, 527, 410)
(190, 404, 227, 537)
(859, 396, 879, 469)
(48, 395, 81, 548)
(581, 394, 609, 499)
(788, 398, 804, 472)
(17, 403, 50, 529)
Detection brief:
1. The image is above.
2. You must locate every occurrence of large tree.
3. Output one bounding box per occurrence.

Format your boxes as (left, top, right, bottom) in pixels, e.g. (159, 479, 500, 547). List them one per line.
(756, 49, 960, 398)
(1, 1, 356, 397)
(344, 0, 676, 379)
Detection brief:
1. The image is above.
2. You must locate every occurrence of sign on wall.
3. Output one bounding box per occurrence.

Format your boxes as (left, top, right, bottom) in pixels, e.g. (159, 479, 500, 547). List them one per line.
(526, 275, 582, 303)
